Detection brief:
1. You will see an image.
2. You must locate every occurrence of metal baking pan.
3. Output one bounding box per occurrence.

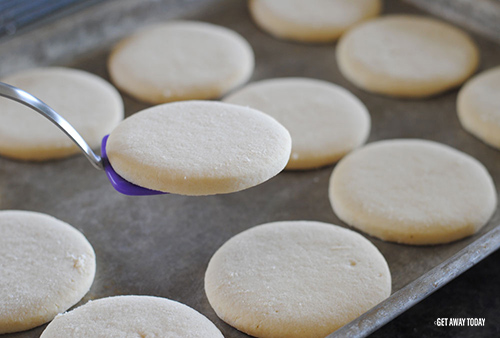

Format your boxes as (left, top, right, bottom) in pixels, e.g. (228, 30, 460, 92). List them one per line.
(1, 0, 499, 337)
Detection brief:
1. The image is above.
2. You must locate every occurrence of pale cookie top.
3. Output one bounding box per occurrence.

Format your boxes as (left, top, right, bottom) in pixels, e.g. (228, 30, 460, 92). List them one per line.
(249, 0, 381, 42)
(337, 15, 479, 98)
(106, 101, 291, 195)
(108, 21, 254, 104)
(0, 67, 123, 161)
(458, 66, 500, 149)
(329, 139, 497, 245)
(0, 210, 96, 334)
(40, 296, 223, 338)
(205, 221, 391, 338)
(224, 78, 370, 169)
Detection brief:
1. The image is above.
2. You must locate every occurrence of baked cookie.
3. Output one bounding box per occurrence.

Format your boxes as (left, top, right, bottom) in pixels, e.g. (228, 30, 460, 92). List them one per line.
(224, 78, 370, 169)
(458, 66, 500, 149)
(336, 15, 479, 98)
(0, 67, 123, 161)
(106, 101, 291, 195)
(108, 21, 254, 104)
(329, 139, 497, 245)
(205, 221, 391, 338)
(40, 296, 223, 337)
(249, 0, 382, 43)
(0, 210, 96, 334)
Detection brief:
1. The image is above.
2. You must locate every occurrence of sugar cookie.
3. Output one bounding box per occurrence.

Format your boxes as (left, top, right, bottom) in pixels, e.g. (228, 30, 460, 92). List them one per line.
(329, 139, 497, 245)
(0, 67, 123, 161)
(106, 101, 291, 195)
(224, 78, 370, 169)
(249, 0, 382, 43)
(108, 21, 254, 104)
(0, 210, 96, 334)
(458, 66, 500, 149)
(40, 296, 223, 338)
(205, 221, 391, 338)
(337, 15, 479, 98)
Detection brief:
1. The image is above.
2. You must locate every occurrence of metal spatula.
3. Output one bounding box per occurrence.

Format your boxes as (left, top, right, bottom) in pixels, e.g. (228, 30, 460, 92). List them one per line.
(0, 81, 165, 196)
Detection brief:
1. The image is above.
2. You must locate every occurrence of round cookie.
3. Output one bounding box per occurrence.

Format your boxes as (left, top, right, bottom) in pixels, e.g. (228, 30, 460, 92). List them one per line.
(108, 21, 254, 104)
(457, 66, 500, 149)
(0, 67, 123, 161)
(106, 100, 291, 195)
(224, 78, 370, 169)
(249, 0, 382, 43)
(0, 210, 96, 334)
(205, 221, 391, 338)
(336, 15, 480, 98)
(329, 139, 497, 245)
(40, 295, 223, 337)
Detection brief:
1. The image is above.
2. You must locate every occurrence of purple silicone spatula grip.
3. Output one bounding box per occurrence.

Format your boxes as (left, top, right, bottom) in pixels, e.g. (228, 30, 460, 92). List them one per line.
(101, 135, 166, 196)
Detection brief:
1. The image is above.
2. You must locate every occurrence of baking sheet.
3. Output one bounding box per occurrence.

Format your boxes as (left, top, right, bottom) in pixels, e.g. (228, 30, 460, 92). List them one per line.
(1, 0, 500, 337)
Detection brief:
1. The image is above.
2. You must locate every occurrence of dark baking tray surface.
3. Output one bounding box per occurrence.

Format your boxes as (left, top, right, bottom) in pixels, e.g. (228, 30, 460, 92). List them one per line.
(0, 0, 499, 337)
